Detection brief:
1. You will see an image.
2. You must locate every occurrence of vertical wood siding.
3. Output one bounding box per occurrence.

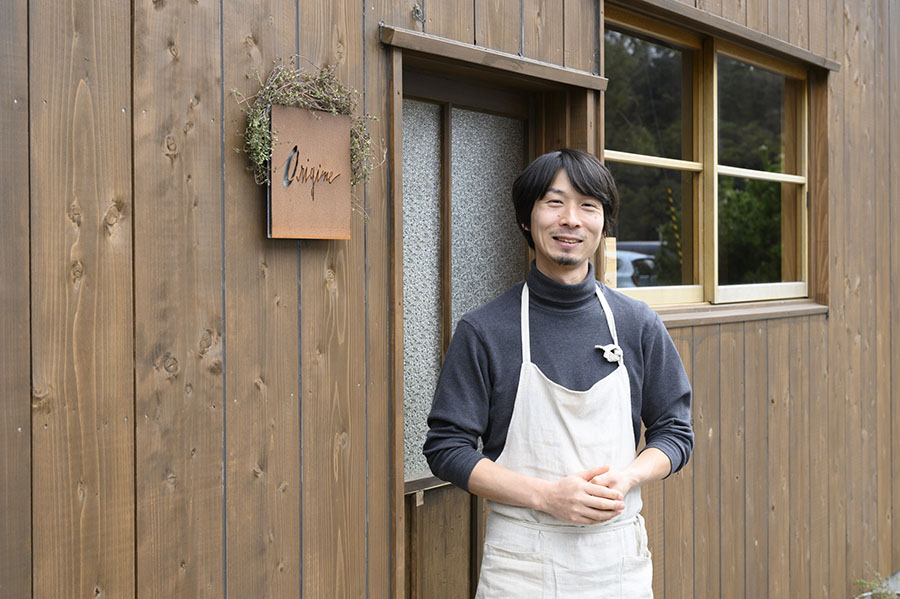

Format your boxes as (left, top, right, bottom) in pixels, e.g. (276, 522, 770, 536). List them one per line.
(0, 1, 31, 597)
(223, 0, 301, 597)
(2, 0, 899, 597)
(133, 0, 225, 595)
(29, 0, 135, 597)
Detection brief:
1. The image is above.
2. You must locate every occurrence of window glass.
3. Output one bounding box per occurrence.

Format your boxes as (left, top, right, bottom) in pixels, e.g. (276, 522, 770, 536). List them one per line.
(450, 107, 526, 329)
(608, 162, 693, 287)
(718, 175, 801, 285)
(604, 28, 689, 160)
(717, 55, 786, 173)
(401, 99, 442, 478)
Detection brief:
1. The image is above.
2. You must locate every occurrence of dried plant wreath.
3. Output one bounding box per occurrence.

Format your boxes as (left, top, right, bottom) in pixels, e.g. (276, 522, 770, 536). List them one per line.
(233, 56, 379, 188)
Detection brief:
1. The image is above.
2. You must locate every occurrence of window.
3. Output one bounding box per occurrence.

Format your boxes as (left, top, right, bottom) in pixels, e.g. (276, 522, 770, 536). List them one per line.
(400, 76, 529, 479)
(603, 8, 810, 305)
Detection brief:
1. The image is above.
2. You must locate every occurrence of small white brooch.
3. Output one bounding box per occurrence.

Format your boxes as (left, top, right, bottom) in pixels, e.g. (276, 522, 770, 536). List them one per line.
(594, 343, 623, 364)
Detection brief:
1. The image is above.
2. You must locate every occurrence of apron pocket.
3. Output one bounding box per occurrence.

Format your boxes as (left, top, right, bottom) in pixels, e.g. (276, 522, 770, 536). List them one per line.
(476, 544, 544, 599)
(620, 555, 653, 598)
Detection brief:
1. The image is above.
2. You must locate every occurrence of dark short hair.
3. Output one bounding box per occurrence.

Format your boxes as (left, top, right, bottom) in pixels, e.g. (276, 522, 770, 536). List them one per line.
(511, 149, 619, 248)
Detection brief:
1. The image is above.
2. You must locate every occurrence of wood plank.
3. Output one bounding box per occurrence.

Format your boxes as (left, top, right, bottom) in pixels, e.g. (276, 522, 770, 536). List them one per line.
(746, 0, 766, 38)
(692, 325, 721, 599)
(421, 486, 472, 598)
(475, 0, 520, 54)
(873, 0, 892, 578)
(788, 317, 810, 599)
(132, 0, 224, 595)
(767, 0, 788, 41)
(744, 321, 767, 599)
(642, 478, 665, 598)
(826, 0, 847, 592)
(766, 318, 789, 599)
(789, 0, 809, 49)
(719, 322, 745, 599)
(222, 0, 301, 596)
(425, 0, 475, 43)
(366, 2, 403, 598)
(892, 0, 900, 577)
(859, 0, 880, 581)
(0, 1, 30, 596)
(698, 0, 723, 18)
(808, 315, 829, 598)
(30, 0, 135, 595)
(564, 0, 597, 72)
(808, 0, 827, 58)
(722, 0, 747, 27)
(665, 327, 694, 599)
(390, 46, 407, 599)
(523, 0, 564, 64)
(809, 71, 829, 305)
(843, 0, 871, 590)
(299, 1, 367, 596)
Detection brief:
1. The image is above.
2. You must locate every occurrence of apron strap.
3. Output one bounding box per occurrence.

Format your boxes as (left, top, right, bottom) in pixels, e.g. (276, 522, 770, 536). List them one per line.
(520, 284, 531, 364)
(594, 285, 624, 365)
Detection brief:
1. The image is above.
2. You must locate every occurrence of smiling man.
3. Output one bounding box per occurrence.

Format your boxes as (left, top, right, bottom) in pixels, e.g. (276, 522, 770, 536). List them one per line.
(423, 149, 693, 598)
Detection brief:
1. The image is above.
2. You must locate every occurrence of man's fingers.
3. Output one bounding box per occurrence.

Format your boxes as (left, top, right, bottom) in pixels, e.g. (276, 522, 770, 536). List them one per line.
(583, 480, 624, 501)
(578, 464, 610, 480)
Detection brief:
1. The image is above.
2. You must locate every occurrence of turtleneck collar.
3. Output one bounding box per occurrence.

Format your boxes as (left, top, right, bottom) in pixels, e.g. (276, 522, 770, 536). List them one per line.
(526, 261, 601, 311)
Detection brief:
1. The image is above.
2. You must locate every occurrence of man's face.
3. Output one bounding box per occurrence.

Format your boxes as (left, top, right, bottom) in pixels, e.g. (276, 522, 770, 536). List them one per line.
(525, 168, 605, 285)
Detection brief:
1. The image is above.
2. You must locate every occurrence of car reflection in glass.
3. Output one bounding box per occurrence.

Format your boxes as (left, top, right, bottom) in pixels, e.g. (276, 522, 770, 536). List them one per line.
(616, 250, 658, 288)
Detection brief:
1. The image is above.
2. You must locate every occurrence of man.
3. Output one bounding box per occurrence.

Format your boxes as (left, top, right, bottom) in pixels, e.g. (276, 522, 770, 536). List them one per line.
(423, 149, 693, 597)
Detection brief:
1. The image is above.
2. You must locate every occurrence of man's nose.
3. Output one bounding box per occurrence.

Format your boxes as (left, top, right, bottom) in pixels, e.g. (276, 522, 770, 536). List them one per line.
(559, 203, 581, 227)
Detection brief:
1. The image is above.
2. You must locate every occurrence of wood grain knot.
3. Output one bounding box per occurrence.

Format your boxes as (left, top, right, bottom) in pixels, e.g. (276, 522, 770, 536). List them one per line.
(168, 41, 179, 61)
(31, 387, 51, 414)
(278, 481, 288, 493)
(67, 201, 82, 227)
(164, 134, 179, 163)
(166, 470, 177, 487)
(156, 352, 180, 380)
(199, 329, 223, 374)
(103, 199, 124, 236)
(325, 268, 337, 293)
(254, 377, 266, 392)
(252, 464, 264, 478)
(71, 260, 84, 286)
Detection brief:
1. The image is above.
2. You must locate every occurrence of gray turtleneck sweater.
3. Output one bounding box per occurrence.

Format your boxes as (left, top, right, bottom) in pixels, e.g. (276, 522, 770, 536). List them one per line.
(423, 263, 693, 492)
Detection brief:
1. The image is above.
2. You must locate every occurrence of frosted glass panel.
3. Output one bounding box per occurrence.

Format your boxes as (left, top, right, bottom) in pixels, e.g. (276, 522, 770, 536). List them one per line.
(402, 99, 442, 478)
(450, 108, 526, 329)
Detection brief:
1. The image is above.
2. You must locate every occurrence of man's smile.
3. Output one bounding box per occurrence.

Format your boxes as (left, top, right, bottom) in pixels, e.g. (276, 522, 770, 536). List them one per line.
(552, 234, 585, 247)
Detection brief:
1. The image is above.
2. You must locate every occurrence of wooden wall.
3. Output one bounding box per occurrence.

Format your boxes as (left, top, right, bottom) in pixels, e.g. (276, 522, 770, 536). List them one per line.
(0, 0, 897, 598)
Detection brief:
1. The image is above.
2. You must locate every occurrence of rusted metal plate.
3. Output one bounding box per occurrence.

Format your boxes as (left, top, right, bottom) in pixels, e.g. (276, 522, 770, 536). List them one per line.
(268, 105, 351, 239)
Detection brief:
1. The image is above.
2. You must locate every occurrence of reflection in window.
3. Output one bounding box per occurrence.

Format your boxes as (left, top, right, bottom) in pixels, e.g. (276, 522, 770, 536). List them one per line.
(718, 56, 786, 172)
(718, 176, 800, 285)
(609, 162, 692, 287)
(604, 28, 689, 160)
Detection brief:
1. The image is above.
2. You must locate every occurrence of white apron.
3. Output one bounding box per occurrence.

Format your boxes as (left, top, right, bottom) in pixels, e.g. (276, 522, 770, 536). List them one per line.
(475, 283, 653, 598)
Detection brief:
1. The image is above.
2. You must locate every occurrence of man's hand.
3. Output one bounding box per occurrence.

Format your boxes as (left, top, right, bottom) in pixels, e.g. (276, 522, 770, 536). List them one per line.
(589, 467, 639, 500)
(536, 465, 626, 524)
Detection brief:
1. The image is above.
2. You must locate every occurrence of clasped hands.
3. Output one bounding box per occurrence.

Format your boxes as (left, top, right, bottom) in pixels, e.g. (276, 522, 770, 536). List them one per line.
(538, 465, 635, 525)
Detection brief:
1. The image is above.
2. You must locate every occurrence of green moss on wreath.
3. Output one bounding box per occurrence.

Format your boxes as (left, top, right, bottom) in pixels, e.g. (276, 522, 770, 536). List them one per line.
(233, 56, 378, 187)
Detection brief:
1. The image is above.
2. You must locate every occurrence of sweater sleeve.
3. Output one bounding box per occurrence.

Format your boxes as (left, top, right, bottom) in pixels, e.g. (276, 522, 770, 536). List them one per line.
(640, 312, 694, 475)
(423, 319, 492, 491)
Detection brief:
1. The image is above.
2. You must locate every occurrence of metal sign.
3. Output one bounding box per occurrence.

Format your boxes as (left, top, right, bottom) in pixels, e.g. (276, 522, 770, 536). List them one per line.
(268, 105, 351, 239)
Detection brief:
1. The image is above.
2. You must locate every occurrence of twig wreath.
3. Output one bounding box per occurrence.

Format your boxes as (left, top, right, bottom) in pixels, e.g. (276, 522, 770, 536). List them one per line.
(233, 56, 379, 188)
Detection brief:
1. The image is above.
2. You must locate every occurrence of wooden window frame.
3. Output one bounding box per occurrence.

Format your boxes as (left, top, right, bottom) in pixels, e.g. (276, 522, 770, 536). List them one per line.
(603, 10, 819, 307)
